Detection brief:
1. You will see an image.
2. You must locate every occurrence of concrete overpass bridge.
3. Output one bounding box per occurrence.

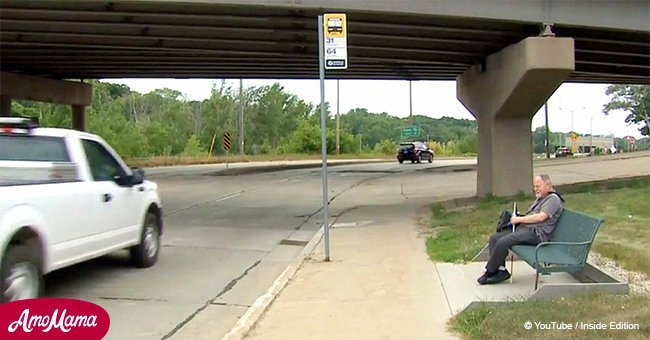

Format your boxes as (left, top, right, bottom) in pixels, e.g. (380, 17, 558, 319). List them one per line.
(1, 0, 649, 196)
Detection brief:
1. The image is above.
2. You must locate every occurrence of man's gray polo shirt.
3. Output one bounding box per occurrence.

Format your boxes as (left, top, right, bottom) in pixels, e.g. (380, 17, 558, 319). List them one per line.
(523, 193, 564, 242)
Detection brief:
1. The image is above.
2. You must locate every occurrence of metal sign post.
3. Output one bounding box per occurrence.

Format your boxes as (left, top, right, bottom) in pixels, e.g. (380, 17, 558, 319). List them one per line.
(223, 132, 232, 169)
(318, 13, 347, 262)
(318, 15, 331, 262)
(571, 133, 578, 154)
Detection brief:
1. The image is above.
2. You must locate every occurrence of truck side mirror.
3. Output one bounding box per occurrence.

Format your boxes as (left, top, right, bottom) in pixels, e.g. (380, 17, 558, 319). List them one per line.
(113, 168, 144, 187)
(131, 167, 145, 185)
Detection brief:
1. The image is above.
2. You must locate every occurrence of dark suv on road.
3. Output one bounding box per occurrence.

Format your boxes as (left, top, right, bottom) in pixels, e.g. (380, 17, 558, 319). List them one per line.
(397, 141, 434, 163)
(555, 147, 573, 158)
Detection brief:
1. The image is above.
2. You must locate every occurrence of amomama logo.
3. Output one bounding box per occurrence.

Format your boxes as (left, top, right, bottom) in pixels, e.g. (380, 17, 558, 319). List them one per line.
(0, 298, 110, 339)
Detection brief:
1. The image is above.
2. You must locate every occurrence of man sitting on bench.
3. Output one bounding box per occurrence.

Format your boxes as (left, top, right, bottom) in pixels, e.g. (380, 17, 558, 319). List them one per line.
(478, 174, 564, 285)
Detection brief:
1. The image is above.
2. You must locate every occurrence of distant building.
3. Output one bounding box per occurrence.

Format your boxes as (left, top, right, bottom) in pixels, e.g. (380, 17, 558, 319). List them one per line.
(562, 135, 614, 154)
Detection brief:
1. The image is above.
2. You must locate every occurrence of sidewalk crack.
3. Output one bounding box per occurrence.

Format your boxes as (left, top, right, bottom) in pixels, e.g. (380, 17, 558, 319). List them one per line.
(212, 302, 252, 308)
(433, 263, 455, 316)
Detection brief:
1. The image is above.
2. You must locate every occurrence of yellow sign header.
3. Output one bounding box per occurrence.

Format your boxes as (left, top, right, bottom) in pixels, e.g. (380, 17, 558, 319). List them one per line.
(324, 13, 347, 38)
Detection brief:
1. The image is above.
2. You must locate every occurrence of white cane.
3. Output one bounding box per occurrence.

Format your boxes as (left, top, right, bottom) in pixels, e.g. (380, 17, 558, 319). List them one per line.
(510, 201, 517, 283)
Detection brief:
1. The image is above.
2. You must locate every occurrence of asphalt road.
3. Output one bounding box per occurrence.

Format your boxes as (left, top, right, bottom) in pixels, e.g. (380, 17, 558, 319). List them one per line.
(41, 153, 650, 339)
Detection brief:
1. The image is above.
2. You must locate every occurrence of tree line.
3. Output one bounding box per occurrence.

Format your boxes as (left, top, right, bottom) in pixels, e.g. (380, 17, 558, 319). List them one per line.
(9, 81, 648, 159)
(10, 80, 479, 158)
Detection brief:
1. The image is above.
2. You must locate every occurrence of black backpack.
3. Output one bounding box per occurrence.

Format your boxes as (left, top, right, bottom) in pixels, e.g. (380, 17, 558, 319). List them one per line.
(495, 210, 514, 232)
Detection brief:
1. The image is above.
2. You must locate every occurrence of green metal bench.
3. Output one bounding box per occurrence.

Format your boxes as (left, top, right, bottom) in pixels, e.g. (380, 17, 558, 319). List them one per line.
(510, 208, 604, 289)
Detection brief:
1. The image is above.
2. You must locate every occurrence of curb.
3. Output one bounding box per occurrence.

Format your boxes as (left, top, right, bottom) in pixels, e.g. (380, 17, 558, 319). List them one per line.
(145, 159, 393, 178)
(416, 164, 476, 173)
(534, 150, 650, 167)
(210, 160, 392, 176)
(222, 225, 326, 340)
(433, 174, 650, 212)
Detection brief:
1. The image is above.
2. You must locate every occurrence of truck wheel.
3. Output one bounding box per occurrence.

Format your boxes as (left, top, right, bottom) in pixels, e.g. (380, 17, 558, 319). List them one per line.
(130, 212, 160, 268)
(428, 155, 433, 163)
(1, 245, 43, 303)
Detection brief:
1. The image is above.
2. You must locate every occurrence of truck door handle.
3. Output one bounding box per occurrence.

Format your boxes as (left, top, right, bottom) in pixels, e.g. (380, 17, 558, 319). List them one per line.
(102, 193, 112, 202)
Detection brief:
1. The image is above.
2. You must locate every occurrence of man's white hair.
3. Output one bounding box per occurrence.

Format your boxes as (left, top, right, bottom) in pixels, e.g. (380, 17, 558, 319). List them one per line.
(536, 174, 552, 186)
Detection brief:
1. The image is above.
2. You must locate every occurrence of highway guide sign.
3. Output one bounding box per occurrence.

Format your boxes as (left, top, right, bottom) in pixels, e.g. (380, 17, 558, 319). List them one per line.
(401, 126, 420, 138)
(324, 13, 347, 69)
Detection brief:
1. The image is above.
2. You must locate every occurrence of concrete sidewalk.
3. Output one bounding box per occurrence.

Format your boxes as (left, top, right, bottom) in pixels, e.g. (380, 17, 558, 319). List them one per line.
(239, 203, 460, 340)
(231, 200, 598, 340)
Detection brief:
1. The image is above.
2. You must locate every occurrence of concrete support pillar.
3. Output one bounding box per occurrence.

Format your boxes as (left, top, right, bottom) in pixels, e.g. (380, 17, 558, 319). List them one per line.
(476, 115, 533, 197)
(1, 96, 11, 116)
(457, 37, 574, 197)
(72, 105, 86, 131)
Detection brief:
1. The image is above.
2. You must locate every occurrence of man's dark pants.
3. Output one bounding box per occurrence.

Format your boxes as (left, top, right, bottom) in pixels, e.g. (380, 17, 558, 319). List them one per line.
(486, 227, 541, 274)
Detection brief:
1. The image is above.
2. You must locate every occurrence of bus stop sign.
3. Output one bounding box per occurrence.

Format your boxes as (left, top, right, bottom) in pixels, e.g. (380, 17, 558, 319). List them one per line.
(324, 13, 347, 69)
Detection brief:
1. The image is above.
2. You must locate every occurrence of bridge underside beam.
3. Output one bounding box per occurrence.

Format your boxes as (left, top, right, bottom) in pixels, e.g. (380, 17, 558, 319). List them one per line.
(0, 72, 93, 106)
(0, 72, 92, 130)
(457, 37, 575, 197)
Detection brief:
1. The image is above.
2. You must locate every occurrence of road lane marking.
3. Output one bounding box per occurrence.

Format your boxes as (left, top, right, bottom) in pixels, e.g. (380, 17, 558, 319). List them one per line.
(214, 192, 241, 202)
(331, 222, 357, 228)
(165, 191, 244, 216)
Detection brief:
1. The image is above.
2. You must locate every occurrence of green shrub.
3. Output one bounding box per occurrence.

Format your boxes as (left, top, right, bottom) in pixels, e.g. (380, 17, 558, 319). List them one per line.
(181, 134, 207, 157)
(374, 139, 397, 155)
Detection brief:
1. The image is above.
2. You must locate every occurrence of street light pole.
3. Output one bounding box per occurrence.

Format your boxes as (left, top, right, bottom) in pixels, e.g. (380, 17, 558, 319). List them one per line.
(238, 79, 244, 155)
(570, 109, 576, 154)
(409, 80, 413, 125)
(590, 116, 593, 155)
(336, 79, 340, 155)
(544, 102, 550, 158)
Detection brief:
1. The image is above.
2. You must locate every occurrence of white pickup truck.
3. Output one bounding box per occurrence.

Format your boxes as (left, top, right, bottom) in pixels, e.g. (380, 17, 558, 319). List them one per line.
(0, 117, 163, 303)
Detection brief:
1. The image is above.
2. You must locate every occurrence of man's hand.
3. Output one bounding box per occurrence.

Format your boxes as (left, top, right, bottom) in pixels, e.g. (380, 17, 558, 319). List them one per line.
(510, 216, 524, 225)
(511, 212, 549, 225)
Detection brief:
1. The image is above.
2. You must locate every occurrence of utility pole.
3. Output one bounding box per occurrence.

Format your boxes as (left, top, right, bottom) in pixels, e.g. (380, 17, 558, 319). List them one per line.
(544, 102, 550, 158)
(590, 116, 593, 155)
(238, 79, 244, 155)
(359, 134, 362, 152)
(570, 109, 575, 154)
(336, 79, 340, 155)
(409, 80, 413, 125)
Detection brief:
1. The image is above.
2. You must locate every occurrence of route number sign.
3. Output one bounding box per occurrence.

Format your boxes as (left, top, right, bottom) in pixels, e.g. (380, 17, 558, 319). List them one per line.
(324, 13, 347, 69)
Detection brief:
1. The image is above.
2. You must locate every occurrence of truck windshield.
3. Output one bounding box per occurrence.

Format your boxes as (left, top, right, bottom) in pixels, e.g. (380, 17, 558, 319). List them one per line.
(0, 135, 70, 162)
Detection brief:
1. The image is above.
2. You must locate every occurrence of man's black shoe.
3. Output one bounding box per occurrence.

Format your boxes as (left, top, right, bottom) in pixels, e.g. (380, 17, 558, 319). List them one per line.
(477, 271, 493, 285)
(485, 270, 511, 284)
